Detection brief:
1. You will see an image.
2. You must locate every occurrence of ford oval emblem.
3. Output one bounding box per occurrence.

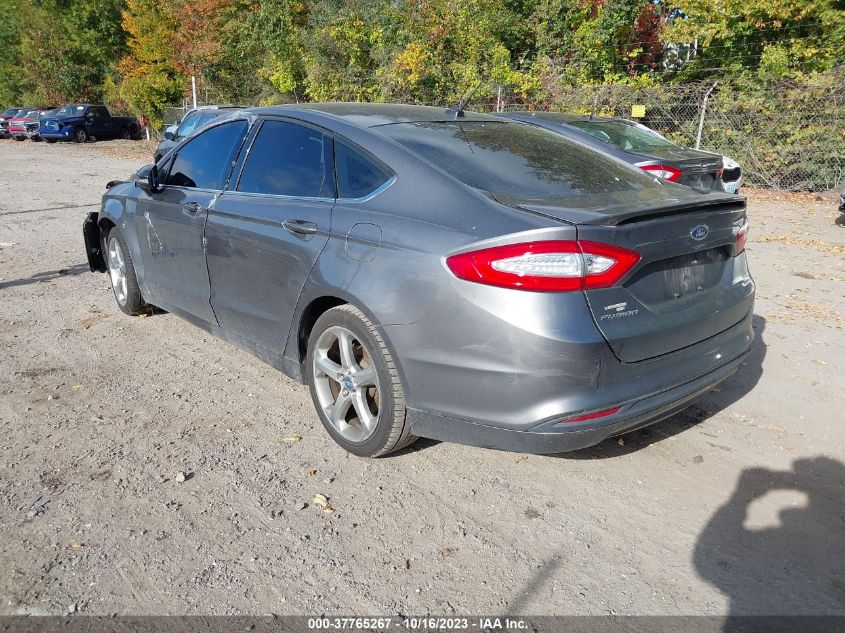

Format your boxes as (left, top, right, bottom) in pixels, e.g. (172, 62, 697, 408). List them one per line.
(690, 224, 709, 241)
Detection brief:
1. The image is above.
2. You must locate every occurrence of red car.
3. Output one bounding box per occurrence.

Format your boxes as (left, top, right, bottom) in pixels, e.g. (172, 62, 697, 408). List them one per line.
(9, 108, 51, 141)
(0, 107, 24, 138)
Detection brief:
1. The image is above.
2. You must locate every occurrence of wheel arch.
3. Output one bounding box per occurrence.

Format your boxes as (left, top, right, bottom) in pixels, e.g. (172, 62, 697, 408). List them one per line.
(293, 295, 349, 367)
(287, 292, 409, 393)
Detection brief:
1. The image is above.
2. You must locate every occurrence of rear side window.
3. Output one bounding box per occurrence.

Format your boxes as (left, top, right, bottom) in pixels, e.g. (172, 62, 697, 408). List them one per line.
(237, 120, 334, 198)
(166, 120, 248, 189)
(335, 140, 391, 198)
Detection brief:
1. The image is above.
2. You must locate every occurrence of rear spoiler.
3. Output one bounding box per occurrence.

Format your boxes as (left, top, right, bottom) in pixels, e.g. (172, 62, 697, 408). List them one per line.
(511, 195, 746, 226)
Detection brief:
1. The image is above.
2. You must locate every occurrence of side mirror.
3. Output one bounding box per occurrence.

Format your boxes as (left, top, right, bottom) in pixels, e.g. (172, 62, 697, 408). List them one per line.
(135, 164, 163, 193)
(165, 130, 175, 141)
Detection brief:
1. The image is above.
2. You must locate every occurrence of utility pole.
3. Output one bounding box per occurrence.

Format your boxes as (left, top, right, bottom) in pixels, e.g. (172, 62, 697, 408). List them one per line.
(191, 75, 198, 110)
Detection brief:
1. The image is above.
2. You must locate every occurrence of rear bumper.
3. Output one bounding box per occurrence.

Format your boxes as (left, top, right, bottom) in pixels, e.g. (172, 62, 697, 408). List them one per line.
(408, 345, 747, 453)
(384, 269, 755, 454)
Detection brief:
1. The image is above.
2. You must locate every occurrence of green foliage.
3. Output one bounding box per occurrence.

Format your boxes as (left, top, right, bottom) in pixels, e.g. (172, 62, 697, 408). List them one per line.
(665, 0, 845, 78)
(0, 0, 842, 191)
(114, 0, 184, 127)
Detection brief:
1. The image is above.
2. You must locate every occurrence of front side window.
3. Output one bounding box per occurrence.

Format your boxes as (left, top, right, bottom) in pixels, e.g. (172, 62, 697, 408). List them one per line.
(335, 140, 391, 198)
(166, 120, 248, 190)
(237, 119, 334, 198)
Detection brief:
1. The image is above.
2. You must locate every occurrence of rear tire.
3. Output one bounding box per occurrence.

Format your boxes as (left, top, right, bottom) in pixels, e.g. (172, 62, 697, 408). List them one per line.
(14, 135, 24, 141)
(73, 127, 87, 143)
(120, 127, 131, 140)
(306, 304, 416, 457)
(105, 228, 145, 315)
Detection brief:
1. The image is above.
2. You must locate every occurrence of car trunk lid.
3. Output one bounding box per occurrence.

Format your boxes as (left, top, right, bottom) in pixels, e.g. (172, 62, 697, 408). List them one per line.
(504, 192, 754, 362)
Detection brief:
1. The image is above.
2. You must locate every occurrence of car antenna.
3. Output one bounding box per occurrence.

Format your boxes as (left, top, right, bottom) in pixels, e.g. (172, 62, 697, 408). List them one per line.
(446, 80, 484, 119)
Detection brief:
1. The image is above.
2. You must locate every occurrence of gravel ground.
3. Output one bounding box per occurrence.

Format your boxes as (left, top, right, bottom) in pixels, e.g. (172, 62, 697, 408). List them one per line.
(1, 138, 843, 617)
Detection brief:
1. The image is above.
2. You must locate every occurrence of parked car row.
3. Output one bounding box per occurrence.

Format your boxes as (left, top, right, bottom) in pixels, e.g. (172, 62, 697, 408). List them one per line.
(0, 104, 142, 143)
(1, 107, 53, 140)
(84, 103, 755, 458)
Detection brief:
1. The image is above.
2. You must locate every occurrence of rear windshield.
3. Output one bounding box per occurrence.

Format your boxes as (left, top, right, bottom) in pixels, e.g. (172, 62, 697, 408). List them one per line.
(567, 120, 681, 153)
(378, 121, 656, 199)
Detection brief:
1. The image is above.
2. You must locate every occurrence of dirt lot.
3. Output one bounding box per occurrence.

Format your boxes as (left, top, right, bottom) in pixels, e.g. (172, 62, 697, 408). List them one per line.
(1, 138, 843, 617)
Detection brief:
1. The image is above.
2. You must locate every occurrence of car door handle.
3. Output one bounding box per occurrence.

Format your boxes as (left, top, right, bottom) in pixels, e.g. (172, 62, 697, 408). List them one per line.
(183, 202, 203, 214)
(282, 219, 319, 235)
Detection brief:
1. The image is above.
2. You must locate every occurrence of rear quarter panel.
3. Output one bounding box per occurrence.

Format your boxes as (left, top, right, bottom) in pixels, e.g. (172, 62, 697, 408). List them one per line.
(281, 115, 562, 367)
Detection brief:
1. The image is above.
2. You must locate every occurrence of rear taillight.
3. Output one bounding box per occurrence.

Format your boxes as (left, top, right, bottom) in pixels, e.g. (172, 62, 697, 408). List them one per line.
(736, 218, 749, 253)
(445, 240, 640, 292)
(638, 163, 683, 182)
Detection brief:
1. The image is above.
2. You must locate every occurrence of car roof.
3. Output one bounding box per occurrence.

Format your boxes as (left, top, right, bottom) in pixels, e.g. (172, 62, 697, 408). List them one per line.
(249, 103, 496, 128)
(506, 111, 631, 125)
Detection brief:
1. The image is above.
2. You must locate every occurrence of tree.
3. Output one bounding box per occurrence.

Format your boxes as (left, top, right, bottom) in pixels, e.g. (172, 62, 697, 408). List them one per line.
(664, 0, 845, 78)
(114, 0, 184, 127)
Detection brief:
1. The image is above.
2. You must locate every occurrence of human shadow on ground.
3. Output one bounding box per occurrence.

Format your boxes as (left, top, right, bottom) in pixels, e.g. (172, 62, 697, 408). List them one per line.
(694, 456, 845, 626)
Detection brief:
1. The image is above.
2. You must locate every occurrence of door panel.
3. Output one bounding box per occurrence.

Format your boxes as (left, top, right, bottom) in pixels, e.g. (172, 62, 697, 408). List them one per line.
(132, 119, 250, 322)
(205, 192, 333, 353)
(134, 188, 217, 322)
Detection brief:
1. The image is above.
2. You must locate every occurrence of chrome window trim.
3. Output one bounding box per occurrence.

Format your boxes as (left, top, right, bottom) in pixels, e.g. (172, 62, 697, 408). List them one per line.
(222, 190, 335, 204)
(160, 185, 221, 194)
(335, 175, 397, 204)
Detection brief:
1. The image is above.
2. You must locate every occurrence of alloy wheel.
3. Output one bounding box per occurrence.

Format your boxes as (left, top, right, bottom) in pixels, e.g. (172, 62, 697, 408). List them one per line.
(312, 325, 381, 442)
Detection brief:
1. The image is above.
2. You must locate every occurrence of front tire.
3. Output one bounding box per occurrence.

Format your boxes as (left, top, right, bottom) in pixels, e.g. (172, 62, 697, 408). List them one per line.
(73, 127, 87, 143)
(106, 228, 145, 315)
(306, 305, 416, 457)
(45, 138, 57, 144)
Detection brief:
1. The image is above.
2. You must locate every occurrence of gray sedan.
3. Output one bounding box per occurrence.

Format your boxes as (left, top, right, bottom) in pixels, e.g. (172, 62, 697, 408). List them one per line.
(83, 104, 754, 456)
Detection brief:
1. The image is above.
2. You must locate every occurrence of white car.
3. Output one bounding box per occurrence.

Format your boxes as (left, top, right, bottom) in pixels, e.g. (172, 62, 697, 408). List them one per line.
(722, 156, 743, 194)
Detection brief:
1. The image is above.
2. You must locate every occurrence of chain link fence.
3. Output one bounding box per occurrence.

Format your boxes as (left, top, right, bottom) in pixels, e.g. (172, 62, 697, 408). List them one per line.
(155, 68, 844, 192)
(486, 69, 845, 192)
